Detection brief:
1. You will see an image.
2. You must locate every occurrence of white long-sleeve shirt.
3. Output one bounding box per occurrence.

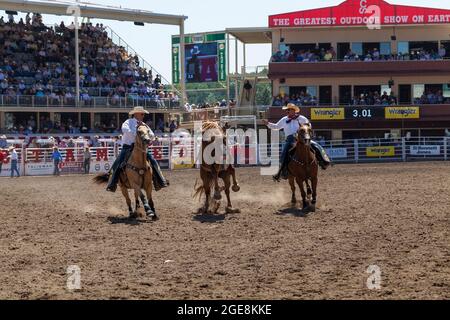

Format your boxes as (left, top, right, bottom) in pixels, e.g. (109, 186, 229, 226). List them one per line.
(9, 150, 18, 161)
(267, 115, 310, 137)
(121, 118, 155, 146)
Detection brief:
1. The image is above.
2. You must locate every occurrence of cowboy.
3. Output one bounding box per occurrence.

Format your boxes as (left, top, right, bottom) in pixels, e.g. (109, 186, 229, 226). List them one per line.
(106, 106, 168, 192)
(8, 146, 20, 178)
(52, 146, 63, 176)
(83, 146, 91, 174)
(263, 103, 331, 181)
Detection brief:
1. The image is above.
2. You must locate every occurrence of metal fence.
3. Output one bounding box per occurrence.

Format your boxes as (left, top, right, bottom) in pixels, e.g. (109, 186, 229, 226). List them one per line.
(2, 136, 450, 177)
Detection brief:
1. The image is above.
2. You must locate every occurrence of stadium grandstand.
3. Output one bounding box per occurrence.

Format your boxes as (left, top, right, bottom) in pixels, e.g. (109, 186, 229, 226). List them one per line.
(0, 0, 188, 135)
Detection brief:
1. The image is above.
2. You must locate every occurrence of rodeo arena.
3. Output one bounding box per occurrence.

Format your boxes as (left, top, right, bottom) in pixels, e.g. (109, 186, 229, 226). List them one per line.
(0, 0, 449, 304)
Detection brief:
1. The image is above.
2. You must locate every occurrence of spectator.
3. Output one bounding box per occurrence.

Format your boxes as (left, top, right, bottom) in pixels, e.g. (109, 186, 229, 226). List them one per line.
(439, 45, 446, 59)
(0, 135, 7, 149)
(8, 146, 20, 177)
(0, 146, 6, 174)
(169, 120, 177, 133)
(243, 80, 253, 101)
(51, 146, 63, 176)
(83, 146, 91, 174)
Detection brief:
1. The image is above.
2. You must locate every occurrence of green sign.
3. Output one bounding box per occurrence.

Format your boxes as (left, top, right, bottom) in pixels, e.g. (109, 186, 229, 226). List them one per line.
(218, 41, 226, 82)
(172, 44, 180, 84)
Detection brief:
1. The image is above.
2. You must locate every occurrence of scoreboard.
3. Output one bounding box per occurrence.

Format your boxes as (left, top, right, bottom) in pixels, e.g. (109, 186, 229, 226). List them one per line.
(310, 106, 420, 121)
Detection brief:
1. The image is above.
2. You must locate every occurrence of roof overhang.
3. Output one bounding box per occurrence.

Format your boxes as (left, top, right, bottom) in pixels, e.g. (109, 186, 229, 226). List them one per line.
(0, 0, 187, 26)
(226, 27, 272, 44)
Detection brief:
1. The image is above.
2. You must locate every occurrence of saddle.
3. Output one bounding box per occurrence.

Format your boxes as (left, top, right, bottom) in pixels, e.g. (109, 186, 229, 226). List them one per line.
(119, 146, 150, 176)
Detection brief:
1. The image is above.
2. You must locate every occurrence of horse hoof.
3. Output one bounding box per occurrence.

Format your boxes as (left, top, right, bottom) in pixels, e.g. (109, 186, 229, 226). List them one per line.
(226, 207, 240, 214)
(232, 185, 241, 192)
(129, 212, 138, 219)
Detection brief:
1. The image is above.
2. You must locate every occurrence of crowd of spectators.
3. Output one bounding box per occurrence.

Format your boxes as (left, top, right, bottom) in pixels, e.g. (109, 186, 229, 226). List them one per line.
(272, 92, 317, 107)
(271, 45, 448, 63)
(0, 14, 179, 106)
(350, 91, 398, 106)
(271, 47, 336, 63)
(414, 90, 450, 105)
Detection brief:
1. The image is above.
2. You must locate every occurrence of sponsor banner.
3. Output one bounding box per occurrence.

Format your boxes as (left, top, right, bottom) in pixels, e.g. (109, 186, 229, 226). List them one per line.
(385, 107, 420, 119)
(90, 161, 114, 174)
(366, 146, 396, 157)
(0, 163, 13, 177)
(60, 161, 84, 174)
(269, 0, 450, 28)
(325, 148, 348, 159)
(311, 108, 345, 121)
(25, 162, 54, 176)
(410, 145, 440, 156)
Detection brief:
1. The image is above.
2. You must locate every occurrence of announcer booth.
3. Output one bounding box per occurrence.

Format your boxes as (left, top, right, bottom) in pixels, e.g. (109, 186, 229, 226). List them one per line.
(267, 0, 450, 141)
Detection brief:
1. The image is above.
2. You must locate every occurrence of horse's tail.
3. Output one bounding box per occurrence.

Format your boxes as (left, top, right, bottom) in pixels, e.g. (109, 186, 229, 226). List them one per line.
(193, 179, 204, 201)
(192, 177, 216, 201)
(93, 173, 109, 185)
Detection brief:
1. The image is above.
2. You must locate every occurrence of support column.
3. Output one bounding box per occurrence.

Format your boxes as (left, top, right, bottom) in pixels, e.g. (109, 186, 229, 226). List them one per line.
(235, 38, 239, 104)
(179, 19, 186, 105)
(37, 112, 40, 132)
(0, 112, 4, 131)
(226, 33, 231, 115)
(243, 43, 247, 75)
(90, 112, 95, 131)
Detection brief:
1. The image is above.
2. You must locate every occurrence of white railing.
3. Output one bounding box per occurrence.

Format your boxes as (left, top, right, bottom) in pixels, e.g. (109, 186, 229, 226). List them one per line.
(2, 136, 450, 177)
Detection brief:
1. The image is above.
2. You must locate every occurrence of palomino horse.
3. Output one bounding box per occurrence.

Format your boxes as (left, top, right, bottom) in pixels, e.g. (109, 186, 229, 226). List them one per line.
(94, 124, 157, 220)
(288, 124, 319, 213)
(193, 121, 241, 214)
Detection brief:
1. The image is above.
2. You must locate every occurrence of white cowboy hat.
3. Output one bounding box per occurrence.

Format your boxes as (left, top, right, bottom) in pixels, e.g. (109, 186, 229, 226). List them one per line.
(0, 135, 7, 139)
(129, 106, 149, 116)
(8, 146, 15, 151)
(282, 103, 300, 113)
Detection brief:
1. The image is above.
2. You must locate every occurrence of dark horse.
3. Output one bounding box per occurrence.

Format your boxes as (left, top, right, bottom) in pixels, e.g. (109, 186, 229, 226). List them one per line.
(93, 124, 157, 220)
(193, 121, 241, 214)
(288, 124, 319, 213)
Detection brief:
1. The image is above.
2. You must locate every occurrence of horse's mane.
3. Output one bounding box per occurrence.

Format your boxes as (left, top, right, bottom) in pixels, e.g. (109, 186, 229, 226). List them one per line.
(202, 121, 223, 134)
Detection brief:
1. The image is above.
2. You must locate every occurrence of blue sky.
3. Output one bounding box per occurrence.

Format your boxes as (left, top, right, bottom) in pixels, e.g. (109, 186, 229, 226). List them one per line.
(8, 0, 450, 80)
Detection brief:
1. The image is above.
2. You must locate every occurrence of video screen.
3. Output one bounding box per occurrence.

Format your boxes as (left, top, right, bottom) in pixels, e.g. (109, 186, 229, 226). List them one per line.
(185, 43, 218, 83)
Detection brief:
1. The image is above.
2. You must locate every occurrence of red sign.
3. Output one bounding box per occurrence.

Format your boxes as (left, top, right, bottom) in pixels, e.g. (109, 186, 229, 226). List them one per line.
(269, 0, 450, 28)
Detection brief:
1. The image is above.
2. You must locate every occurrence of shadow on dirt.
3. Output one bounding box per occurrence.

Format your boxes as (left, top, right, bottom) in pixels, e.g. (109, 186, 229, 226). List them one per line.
(107, 216, 152, 226)
(275, 202, 315, 217)
(193, 214, 226, 223)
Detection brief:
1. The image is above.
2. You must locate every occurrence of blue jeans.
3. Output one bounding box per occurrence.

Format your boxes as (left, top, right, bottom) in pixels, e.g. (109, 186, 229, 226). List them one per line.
(107, 144, 167, 191)
(280, 135, 296, 167)
(10, 160, 20, 177)
(54, 160, 60, 175)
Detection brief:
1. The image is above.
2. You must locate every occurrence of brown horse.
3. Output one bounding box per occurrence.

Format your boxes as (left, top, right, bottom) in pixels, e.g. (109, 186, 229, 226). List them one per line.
(94, 124, 157, 220)
(193, 121, 241, 214)
(288, 124, 319, 213)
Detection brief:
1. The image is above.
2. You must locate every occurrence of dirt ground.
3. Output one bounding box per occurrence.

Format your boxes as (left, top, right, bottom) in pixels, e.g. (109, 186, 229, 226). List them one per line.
(0, 162, 449, 300)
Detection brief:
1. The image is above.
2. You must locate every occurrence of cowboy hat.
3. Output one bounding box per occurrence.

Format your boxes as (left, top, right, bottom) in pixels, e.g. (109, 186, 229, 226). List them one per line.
(129, 106, 149, 116)
(282, 103, 300, 113)
(8, 146, 15, 151)
(0, 135, 6, 139)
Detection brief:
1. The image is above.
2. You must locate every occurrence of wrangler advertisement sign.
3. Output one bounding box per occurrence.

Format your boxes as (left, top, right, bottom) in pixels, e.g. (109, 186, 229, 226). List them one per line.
(310, 108, 345, 121)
